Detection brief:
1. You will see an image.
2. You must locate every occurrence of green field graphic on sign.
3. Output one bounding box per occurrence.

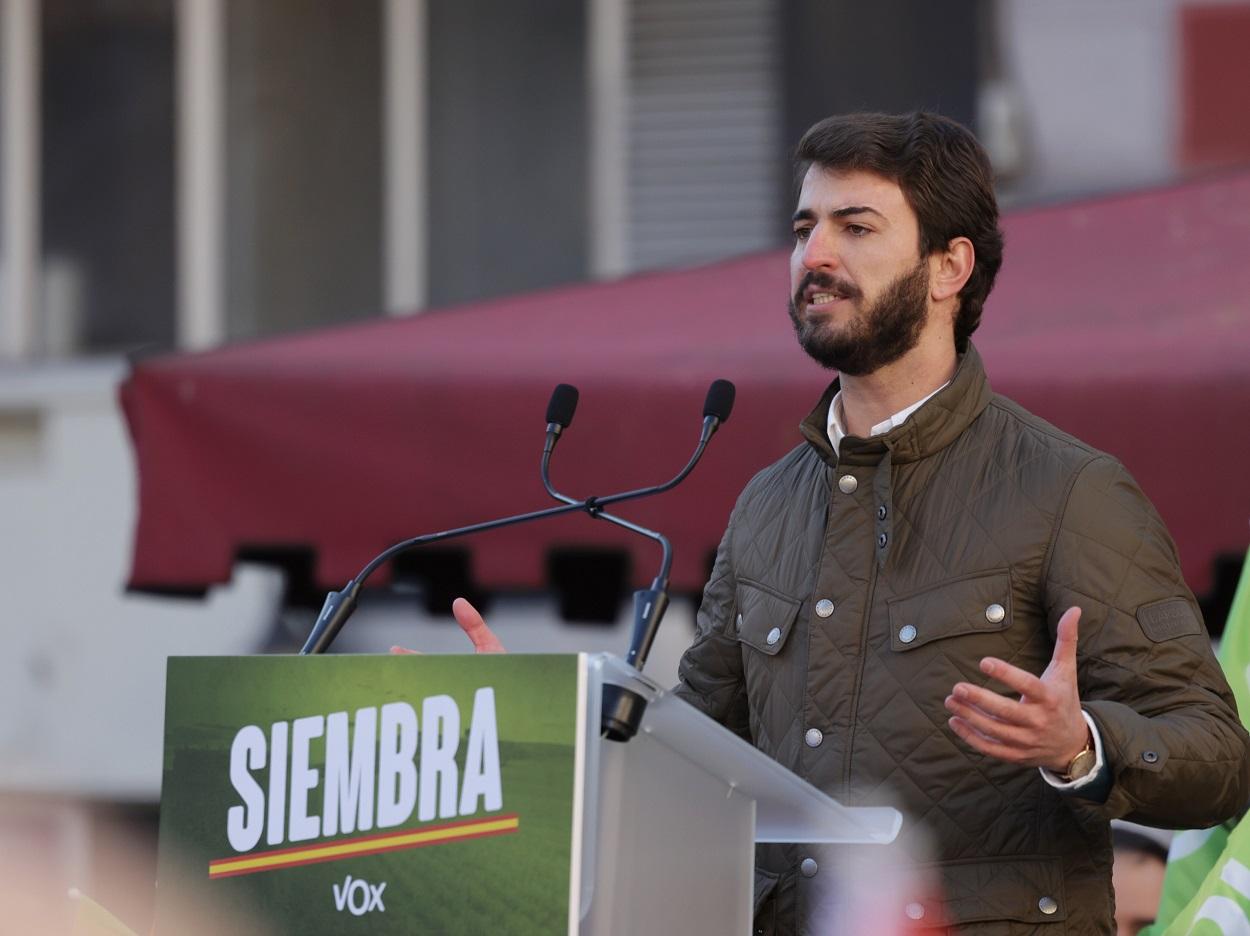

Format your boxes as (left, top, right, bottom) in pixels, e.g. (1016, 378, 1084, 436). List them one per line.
(156, 654, 583, 935)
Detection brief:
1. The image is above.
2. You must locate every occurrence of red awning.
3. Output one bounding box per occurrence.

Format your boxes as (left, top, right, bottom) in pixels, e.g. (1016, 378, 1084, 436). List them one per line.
(121, 169, 1250, 597)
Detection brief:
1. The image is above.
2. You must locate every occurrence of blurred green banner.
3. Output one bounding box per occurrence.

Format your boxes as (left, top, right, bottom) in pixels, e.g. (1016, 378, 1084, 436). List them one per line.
(1147, 551, 1250, 935)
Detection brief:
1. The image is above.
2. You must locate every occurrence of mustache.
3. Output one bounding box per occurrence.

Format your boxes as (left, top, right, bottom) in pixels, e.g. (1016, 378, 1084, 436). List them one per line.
(795, 272, 862, 306)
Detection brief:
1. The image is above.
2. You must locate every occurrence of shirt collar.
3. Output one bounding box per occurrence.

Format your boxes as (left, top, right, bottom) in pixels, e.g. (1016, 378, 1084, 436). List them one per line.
(800, 344, 995, 468)
(827, 381, 950, 455)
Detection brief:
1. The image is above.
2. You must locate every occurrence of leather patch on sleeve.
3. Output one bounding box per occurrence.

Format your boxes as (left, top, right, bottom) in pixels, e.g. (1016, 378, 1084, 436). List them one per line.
(1136, 598, 1202, 642)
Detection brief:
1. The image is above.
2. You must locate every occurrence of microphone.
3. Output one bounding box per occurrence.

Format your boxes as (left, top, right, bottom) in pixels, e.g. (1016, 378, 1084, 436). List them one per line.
(703, 379, 735, 435)
(300, 381, 733, 657)
(543, 383, 578, 455)
(541, 380, 735, 740)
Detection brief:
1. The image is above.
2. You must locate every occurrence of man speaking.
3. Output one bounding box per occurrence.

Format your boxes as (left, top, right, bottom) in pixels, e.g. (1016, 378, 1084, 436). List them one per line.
(443, 112, 1250, 934)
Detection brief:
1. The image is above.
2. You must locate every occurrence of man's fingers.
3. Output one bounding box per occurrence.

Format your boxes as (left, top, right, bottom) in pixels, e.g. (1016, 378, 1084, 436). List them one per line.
(452, 597, 506, 653)
(1053, 606, 1082, 666)
(953, 608, 1086, 770)
(949, 683, 1039, 726)
(979, 657, 1046, 699)
(944, 695, 1035, 748)
(948, 716, 1023, 763)
(387, 599, 506, 655)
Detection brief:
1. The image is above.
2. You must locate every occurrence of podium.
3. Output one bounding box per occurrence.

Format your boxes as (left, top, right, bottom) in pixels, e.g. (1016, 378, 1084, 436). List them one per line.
(156, 653, 900, 935)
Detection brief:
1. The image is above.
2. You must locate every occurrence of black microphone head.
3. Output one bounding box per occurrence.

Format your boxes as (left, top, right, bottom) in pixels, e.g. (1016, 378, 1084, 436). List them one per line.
(703, 379, 736, 424)
(546, 384, 579, 428)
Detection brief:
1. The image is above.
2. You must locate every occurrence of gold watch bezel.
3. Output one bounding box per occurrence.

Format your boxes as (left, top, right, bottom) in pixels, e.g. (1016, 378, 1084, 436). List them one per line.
(1062, 745, 1097, 782)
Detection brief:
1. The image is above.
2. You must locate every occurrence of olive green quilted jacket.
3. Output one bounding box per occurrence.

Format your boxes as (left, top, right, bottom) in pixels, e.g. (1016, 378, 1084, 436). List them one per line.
(676, 344, 1250, 935)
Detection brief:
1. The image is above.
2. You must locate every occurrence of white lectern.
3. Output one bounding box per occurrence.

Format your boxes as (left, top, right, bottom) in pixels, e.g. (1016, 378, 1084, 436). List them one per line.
(578, 654, 901, 935)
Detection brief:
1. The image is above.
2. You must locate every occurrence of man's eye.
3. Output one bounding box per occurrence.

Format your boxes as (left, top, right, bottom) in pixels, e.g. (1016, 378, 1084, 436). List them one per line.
(847, 224, 869, 236)
(794, 227, 812, 241)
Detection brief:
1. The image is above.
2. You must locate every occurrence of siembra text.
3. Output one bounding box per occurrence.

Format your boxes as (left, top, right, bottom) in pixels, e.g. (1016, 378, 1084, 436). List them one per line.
(225, 687, 503, 853)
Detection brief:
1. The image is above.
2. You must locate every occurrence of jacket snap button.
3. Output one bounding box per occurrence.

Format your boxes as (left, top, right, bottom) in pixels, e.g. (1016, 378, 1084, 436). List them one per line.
(877, 504, 887, 520)
(838, 474, 858, 494)
(877, 532, 888, 548)
(766, 627, 781, 646)
(736, 613, 743, 629)
(985, 603, 1006, 624)
(905, 902, 925, 920)
(1038, 896, 1058, 915)
(898, 624, 917, 644)
(805, 728, 823, 747)
(800, 858, 818, 878)
(815, 598, 835, 618)
(1142, 750, 1159, 764)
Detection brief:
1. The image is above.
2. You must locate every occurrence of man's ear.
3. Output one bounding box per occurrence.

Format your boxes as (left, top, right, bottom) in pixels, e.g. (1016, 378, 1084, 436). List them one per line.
(931, 237, 975, 303)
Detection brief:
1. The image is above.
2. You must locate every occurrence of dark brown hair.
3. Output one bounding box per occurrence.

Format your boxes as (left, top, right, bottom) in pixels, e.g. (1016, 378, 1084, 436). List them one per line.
(796, 112, 1004, 352)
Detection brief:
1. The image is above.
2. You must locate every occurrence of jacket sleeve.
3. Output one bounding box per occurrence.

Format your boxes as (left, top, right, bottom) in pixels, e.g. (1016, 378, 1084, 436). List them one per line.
(1043, 454, 1250, 826)
(674, 506, 751, 740)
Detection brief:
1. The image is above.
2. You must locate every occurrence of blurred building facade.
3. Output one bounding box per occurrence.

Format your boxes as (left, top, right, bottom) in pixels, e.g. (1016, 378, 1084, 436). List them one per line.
(5, 0, 1250, 362)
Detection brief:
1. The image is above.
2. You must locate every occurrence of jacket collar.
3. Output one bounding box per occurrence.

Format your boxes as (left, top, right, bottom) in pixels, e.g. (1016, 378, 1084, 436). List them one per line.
(799, 342, 994, 468)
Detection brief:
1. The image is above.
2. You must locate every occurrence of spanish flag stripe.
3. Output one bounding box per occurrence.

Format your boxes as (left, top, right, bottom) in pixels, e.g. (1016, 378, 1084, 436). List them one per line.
(207, 826, 522, 880)
(208, 814, 520, 879)
(210, 812, 520, 863)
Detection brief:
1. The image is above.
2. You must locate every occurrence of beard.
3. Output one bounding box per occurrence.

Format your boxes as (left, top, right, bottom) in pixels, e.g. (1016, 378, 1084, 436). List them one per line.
(788, 259, 930, 376)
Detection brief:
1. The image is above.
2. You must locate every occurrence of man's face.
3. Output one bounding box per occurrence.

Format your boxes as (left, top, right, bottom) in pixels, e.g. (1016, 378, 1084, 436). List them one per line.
(788, 166, 931, 376)
(1112, 849, 1166, 936)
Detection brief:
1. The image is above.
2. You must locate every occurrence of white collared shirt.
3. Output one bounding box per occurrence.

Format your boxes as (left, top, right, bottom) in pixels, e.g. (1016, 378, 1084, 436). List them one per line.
(825, 379, 1106, 791)
(826, 382, 949, 455)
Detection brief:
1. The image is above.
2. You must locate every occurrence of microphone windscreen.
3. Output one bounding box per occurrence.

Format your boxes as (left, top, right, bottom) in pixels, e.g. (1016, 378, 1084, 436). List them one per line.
(703, 379, 736, 423)
(546, 384, 580, 428)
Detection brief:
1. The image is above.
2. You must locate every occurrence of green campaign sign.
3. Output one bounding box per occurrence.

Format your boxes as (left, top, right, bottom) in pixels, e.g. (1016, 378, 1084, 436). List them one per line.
(156, 654, 586, 935)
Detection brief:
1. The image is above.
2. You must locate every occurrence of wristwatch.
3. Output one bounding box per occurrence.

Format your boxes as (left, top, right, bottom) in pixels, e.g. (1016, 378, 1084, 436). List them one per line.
(1060, 732, 1097, 782)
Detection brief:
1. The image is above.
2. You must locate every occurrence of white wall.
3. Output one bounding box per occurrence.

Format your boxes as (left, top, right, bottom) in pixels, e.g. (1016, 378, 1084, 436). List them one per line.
(0, 361, 283, 800)
(999, 0, 1184, 200)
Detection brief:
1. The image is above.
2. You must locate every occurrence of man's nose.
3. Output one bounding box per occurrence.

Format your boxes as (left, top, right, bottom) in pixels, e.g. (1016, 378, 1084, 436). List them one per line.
(801, 226, 840, 272)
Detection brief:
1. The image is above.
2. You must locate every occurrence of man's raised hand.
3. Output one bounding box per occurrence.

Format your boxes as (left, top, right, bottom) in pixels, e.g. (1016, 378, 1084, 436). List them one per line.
(943, 606, 1089, 773)
(389, 597, 507, 655)
(449, 597, 506, 653)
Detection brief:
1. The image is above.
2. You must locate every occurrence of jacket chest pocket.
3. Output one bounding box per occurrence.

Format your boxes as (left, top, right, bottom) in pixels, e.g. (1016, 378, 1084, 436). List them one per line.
(886, 569, 1013, 653)
(734, 579, 801, 656)
(732, 581, 803, 751)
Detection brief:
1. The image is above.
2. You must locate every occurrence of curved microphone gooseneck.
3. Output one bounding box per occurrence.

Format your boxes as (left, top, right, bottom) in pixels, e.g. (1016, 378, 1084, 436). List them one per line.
(540, 381, 735, 670)
(299, 380, 735, 670)
(541, 381, 734, 740)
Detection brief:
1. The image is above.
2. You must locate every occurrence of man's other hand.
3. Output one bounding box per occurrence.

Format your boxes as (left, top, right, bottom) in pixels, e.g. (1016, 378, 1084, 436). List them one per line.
(943, 606, 1089, 773)
(389, 597, 507, 655)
